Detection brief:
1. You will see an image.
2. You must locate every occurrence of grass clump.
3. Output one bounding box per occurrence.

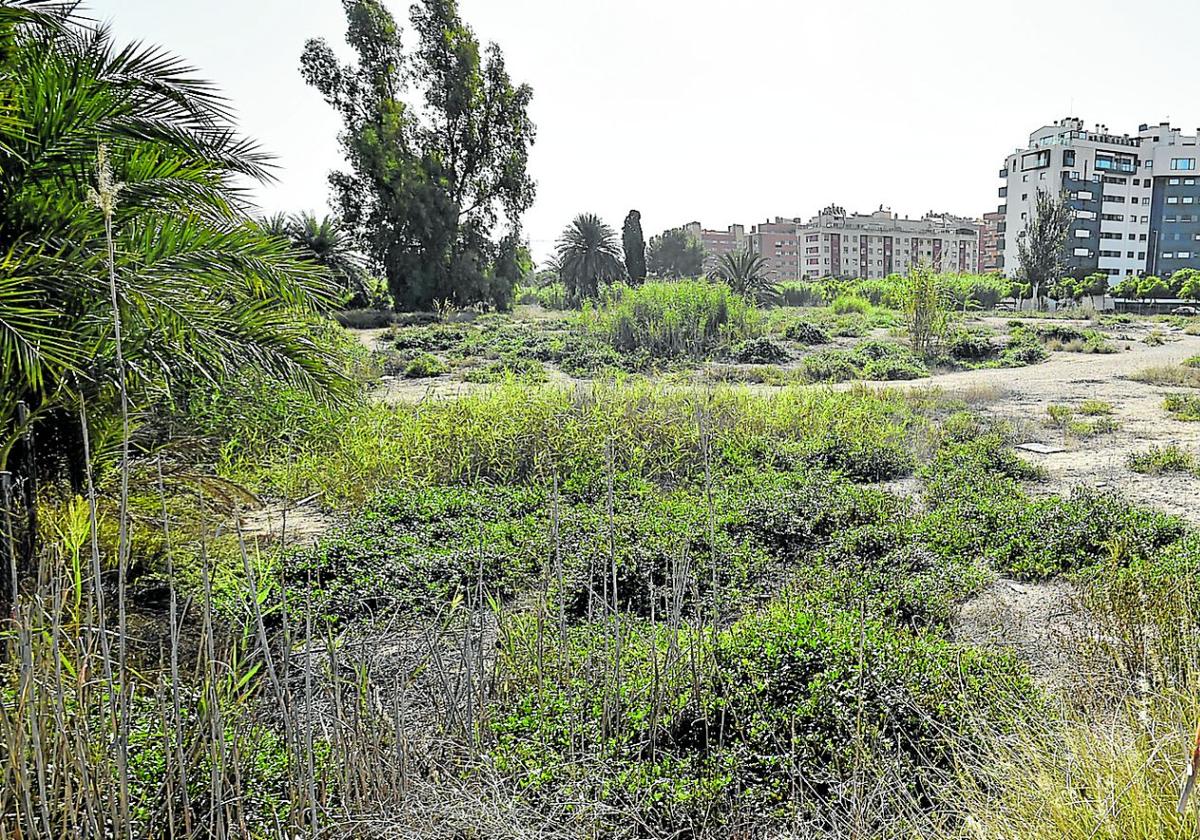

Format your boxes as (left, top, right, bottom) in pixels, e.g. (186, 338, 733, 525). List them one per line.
(580, 280, 765, 360)
(1164, 392, 1200, 421)
(462, 357, 548, 383)
(1128, 364, 1200, 388)
(1127, 444, 1196, 474)
(830, 293, 871, 315)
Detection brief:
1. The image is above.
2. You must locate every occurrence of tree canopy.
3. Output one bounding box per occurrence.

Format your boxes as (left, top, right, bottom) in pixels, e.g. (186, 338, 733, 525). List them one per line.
(1017, 189, 1072, 306)
(647, 228, 703, 279)
(302, 0, 536, 311)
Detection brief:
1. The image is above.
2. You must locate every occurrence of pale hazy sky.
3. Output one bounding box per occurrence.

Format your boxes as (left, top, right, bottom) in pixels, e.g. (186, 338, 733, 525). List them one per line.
(94, 0, 1199, 262)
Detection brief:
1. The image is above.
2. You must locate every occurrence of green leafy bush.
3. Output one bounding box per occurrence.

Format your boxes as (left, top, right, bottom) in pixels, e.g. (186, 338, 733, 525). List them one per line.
(1165, 393, 1200, 421)
(402, 352, 449, 378)
(730, 336, 789, 365)
(1127, 445, 1196, 474)
(580, 280, 765, 360)
(830, 294, 871, 315)
(462, 357, 547, 383)
(946, 329, 998, 362)
(783, 320, 832, 345)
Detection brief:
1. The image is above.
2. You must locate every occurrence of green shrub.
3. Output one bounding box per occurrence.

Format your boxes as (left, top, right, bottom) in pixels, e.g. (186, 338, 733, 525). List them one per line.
(1078, 399, 1113, 416)
(462, 357, 548, 383)
(402, 352, 449, 378)
(783, 320, 832, 345)
(946, 329, 998, 362)
(536, 282, 573, 310)
(1000, 328, 1049, 366)
(1184, 355, 1200, 369)
(1165, 392, 1200, 421)
(778, 281, 827, 307)
(580, 280, 765, 360)
(1128, 445, 1196, 474)
(335, 308, 398, 329)
(800, 349, 861, 383)
(830, 294, 871, 315)
(861, 355, 927, 380)
(730, 336, 789, 365)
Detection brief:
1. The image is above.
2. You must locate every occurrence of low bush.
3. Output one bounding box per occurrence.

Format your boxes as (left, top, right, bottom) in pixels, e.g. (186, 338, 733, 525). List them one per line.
(999, 328, 1049, 366)
(778, 281, 827, 307)
(462, 357, 548, 383)
(945, 329, 998, 362)
(799, 341, 928, 383)
(861, 355, 927, 381)
(1165, 392, 1200, 421)
(1078, 399, 1113, 416)
(830, 294, 871, 315)
(1127, 444, 1196, 474)
(730, 336, 789, 365)
(402, 352, 449, 378)
(335, 308, 399, 329)
(782, 320, 832, 345)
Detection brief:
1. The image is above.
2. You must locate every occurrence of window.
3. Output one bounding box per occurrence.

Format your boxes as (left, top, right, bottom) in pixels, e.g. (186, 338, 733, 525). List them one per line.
(1127, 251, 1135, 258)
(1168, 197, 1180, 204)
(1064, 150, 1076, 167)
(1170, 178, 1181, 185)
(1163, 252, 1175, 259)
(1188, 179, 1197, 186)
(1186, 197, 1196, 204)
(1074, 229, 1091, 238)
(1138, 252, 1146, 260)
(1074, 247, 1091, 257)
(1172, 158, 1197, 171)
(1076, 190, 1093, 200)
(1181, 252, 1193, 259)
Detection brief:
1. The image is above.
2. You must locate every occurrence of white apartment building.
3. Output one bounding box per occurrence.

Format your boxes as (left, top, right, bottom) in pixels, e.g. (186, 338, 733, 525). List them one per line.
(999, 117, 1200, 279)
(783, 208, 980, 280)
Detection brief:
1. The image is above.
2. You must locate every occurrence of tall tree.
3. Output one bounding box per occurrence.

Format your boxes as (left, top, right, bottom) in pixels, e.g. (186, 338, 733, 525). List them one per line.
(647, 228, 704, 279)
(301, 0, 536, 311)
(1016, 189, 1072, 307)
(557, 213, 624, 301)
(622, 210, 647, 285)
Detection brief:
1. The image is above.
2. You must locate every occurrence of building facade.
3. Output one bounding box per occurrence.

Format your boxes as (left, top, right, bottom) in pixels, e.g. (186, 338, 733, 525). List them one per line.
(746, 218, 804, 280)
(980, 211, 1003, 273)
(683, 222, 747, 269)
(752, 208, 979, 280)
(999, 117, 1200, 280)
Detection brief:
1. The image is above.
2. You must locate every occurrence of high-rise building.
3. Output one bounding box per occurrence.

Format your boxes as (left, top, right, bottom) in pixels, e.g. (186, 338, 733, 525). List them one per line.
(682, 222, 747, 269)
(753, 208, 979, 280)
(999, 117, 1200, 280)
(980, 211, 1004, 273)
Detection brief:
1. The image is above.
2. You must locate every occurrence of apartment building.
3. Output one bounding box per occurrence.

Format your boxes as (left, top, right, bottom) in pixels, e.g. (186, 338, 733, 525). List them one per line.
(999, 117, 1200, 280)
(764, 208, 979, 280)
(980, 211, 1003, 273)
(682, 221, 747, 269)
(746, 218, 804, 280)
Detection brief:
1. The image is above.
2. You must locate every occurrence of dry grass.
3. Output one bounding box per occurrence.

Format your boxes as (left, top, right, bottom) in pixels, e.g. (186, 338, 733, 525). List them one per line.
(1128, 365, 1200, 388)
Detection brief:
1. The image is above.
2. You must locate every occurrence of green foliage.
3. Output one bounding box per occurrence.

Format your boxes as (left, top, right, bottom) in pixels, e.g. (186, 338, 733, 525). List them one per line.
(0, 3, 347, 482)
(1127, 445, 1196, 475)
(1164, 392, 1200, 421)
(301, 0, 535, 310)
(782, 320, 832, 345)
(1017, 189, 1072, 302)
(712, 250, 780, 305)
(1175, 268, 1200, 301)
(829, 294, 870, 315)
(647, 228, 704, 279)
(729, 337, 788, 365)
(557, 213, 625, 300)
(402, 352, 449, 378)
(899, 265, 950, 356)
(778, 281, 828, 307)
(462, 357, 547, 383)
(799, 342, 928, 383)
(580, 281, 765, 360)
(945, 329, 998, 362)
(622, 209, 647, 285)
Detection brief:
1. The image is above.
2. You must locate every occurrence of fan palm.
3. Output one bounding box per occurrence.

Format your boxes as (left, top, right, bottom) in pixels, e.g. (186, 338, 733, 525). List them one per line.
(0, 3, 343, 478)
(713, 249, 780, 305)
(556, 213, 625, 301)
(288, 212, 372, 306)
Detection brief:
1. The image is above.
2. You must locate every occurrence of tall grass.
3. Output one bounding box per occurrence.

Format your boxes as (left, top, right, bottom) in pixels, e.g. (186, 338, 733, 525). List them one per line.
(579, 280, 765, 359)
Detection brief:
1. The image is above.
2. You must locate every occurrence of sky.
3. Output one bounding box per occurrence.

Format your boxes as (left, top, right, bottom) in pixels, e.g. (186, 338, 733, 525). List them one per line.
(92, 0, 1200, 264)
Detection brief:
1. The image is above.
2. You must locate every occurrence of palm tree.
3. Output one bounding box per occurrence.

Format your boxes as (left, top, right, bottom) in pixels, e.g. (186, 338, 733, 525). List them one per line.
(556, 213, 625, 301)
(283, 212, 373, 307)
(713, 250, 780, 305)
(0, 3, 344, 486)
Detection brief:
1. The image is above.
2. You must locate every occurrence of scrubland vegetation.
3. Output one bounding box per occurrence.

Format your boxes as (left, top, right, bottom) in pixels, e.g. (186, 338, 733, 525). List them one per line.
(6, 2, 1200, 839)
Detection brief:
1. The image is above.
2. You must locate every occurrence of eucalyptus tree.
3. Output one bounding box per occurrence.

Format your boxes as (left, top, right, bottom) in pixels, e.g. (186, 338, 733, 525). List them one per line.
(557, 213, 625, 301)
